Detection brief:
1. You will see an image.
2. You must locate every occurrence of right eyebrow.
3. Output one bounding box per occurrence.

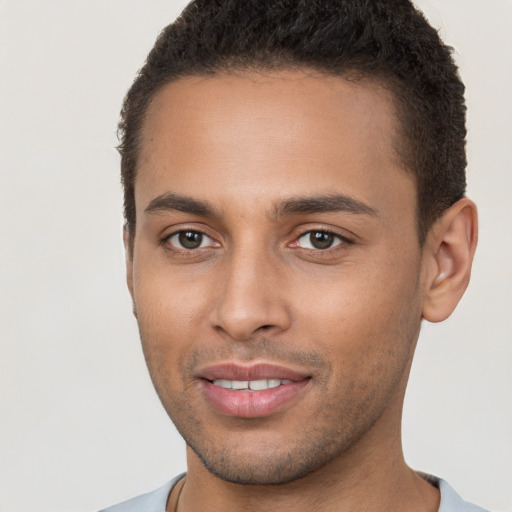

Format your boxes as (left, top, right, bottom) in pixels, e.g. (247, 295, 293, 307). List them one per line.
(144, 192, 217, 217)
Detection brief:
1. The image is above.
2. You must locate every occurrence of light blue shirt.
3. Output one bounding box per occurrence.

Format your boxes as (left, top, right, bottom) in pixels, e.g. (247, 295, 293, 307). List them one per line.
(99, 473, 491, 512)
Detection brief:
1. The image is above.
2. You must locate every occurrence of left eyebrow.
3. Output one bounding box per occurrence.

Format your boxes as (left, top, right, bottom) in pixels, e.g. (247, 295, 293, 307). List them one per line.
(275, 194, 378, 218)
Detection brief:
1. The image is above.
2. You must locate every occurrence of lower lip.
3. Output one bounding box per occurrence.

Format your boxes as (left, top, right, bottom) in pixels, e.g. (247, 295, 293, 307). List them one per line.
(201, 379, 310, 418)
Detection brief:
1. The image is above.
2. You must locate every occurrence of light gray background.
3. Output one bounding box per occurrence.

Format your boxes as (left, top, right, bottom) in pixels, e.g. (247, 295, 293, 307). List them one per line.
(0, 1, 511, 511)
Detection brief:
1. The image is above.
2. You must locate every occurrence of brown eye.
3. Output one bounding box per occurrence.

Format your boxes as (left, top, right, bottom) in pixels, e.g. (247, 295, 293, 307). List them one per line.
(297, 231, 342, 250)
(168, 230, 212, 250)
(180, 231, 203, 249)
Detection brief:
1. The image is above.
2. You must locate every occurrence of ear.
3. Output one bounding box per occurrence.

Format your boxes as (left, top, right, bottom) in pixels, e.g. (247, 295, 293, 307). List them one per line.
(123, 226, 137, 317)
(422, 198, 478, 323)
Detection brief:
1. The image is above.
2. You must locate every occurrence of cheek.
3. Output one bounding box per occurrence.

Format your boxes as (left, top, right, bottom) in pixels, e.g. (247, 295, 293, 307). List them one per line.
(132, 266, 213, 390)
(292, 257, 422, 370)
(295, 279, 421, 422)
(134, 262, 210, 330)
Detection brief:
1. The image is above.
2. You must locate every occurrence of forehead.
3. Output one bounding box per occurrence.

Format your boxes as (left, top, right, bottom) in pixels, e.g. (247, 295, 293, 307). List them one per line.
(137, 70, 414, 218)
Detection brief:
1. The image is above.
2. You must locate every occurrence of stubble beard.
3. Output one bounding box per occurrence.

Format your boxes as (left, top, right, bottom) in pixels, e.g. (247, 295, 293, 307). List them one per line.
(155, 351, 414, 486)
(141, 300, 421, 486)
(180, 395, 389, 485)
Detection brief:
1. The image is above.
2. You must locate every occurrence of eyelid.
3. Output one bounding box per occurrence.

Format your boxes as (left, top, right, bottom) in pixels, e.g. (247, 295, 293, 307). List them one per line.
(170, 231, 213, 249)
(289, 226, 354, 247)
(159, 224, 354, 254)
(161, 226, 221, 251)
(296, 230, 344, 250)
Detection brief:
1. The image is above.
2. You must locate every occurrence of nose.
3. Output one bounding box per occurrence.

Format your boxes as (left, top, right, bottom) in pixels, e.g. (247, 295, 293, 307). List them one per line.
(209, 247, 291, 341)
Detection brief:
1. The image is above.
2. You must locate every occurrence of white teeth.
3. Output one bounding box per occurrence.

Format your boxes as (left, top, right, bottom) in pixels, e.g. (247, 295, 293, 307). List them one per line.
(267, 379, 281, 388)
(231, 380, 249, 390)
(212, 378, 292, 390)
(248, 379, 268, 391)
(214, 379, 232, 389)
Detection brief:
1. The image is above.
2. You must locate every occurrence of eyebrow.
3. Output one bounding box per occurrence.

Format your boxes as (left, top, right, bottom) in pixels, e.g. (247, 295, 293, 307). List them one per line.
(144, 191, 378, 219)
(275, 194, 378, 218)
(144, 192, 216, 217)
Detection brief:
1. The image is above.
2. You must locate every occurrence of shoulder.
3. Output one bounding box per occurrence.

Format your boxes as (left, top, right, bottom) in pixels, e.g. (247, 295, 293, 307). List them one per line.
(98, 474, 185, 512)
(436, 477, 492, 512)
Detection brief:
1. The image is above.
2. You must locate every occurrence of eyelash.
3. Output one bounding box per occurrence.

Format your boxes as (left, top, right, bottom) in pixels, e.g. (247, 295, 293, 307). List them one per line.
(162, 229, 219, 253)
(291, 229, 352, 252)
(161, 228, 353, 254)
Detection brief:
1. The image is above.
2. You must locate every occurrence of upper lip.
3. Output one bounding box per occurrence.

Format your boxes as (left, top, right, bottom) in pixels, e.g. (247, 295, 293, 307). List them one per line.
(197, 362, 310, 381)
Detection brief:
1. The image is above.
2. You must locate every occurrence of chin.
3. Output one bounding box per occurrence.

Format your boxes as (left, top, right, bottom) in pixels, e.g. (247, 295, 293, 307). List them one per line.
(194, 446, 320, 485)
(182, 425, 361, 486)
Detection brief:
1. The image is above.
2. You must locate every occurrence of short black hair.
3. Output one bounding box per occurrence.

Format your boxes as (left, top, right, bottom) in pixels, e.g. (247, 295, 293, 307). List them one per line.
(118, 0, 466, 245)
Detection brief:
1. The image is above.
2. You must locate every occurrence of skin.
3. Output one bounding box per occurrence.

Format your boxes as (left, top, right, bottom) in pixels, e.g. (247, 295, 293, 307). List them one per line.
(125, 70, 477, 512)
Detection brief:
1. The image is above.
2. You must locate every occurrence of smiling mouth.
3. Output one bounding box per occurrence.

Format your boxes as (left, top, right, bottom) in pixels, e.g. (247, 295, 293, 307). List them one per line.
(200, 375, 311, 418)
(196, 362, 312, 417)
(209, 378, 294, 391)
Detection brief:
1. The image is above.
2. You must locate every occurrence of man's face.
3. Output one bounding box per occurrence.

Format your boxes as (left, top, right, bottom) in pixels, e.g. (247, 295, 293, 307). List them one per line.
(128, 71, 428, 484)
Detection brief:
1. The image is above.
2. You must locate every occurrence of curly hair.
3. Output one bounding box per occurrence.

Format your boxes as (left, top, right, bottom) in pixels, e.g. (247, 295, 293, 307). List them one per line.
(118, 0, 466, 245)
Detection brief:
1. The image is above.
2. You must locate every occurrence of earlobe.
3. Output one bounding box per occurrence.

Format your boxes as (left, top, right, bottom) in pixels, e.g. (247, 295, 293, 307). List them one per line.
(422, 198, 478, 323)
(123, 226, 137, 318)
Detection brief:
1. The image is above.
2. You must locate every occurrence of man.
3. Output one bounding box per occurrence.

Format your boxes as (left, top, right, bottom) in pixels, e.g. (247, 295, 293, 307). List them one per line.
(101, 0, 486, 510)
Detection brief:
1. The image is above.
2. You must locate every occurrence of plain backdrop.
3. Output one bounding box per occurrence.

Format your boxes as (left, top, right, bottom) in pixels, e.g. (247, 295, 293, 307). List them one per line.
(0, 1, 511, 511)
